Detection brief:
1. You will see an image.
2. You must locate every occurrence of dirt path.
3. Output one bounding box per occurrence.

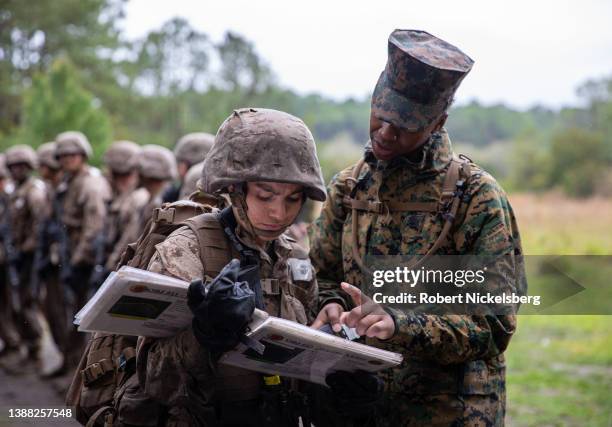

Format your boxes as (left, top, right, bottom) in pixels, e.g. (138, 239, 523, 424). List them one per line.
(0, 369, 80, 426)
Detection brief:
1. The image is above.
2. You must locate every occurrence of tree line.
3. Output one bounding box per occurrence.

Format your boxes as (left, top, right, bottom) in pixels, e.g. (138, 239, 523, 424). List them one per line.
(1, 0, 610, 195)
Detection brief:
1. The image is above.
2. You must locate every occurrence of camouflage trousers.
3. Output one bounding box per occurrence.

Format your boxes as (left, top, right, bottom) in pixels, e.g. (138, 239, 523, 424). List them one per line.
(373, 391, 506, 427)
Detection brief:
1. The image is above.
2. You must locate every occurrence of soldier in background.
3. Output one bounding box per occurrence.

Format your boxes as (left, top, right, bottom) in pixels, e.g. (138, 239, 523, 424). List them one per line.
(101, 140, 148, 273)
(36, 142, 71, 366)
(54, 131, 111, 358)
(137, 145, 178, 231)
(178, 160, 226, 208)
(1, 145, 49, 369)
(178, 160, 205, 200)
(0, 153, 21, 358)
(163, 132, 215, 203)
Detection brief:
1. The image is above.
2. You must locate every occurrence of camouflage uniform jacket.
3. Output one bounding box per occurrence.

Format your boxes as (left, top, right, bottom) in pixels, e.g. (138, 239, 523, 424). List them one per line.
(105, 187, 149, 271)
(309, 130, 525, 426)
(124, 215, 318, 426)
(61, 166, 111, 265)
(9, 176, 49, 253)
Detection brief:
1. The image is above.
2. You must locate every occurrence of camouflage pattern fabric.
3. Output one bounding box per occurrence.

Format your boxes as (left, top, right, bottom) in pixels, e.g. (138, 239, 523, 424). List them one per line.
(309, 130, 526, 426)
(105, 187, 149, 271)
(115, 214, 318, 426)
(201, 108, 326, 202)
(371, 30, 474, 132)
(9, 176, 49, 253)
(61, 165, 111, 265)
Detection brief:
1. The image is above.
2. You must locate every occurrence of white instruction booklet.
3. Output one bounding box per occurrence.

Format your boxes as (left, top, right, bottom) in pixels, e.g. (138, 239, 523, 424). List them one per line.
(75, 266, 403, 384)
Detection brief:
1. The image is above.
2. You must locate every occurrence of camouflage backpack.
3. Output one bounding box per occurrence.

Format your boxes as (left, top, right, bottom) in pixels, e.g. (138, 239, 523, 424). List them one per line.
(65, 199, 217, 426)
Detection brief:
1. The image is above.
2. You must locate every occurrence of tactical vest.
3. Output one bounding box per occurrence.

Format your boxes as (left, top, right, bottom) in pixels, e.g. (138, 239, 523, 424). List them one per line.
(343, 153, 471, 273)
(66, 200, 312, 426)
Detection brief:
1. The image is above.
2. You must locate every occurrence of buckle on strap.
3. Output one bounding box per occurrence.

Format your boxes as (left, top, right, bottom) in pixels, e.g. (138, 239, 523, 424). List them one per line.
(342, 196, 384, 214)
(153, 207, 175, 223)
(81, 358, 114, 386)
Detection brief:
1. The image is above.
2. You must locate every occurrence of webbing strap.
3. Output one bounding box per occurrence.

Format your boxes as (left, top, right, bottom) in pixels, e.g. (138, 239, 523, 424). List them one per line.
(81, 358, 114, 386)
(85, 406, 114, 427)
(342, 196, 438, 213)
(349, 155, 470, 274)
(217, 207, 265, 310)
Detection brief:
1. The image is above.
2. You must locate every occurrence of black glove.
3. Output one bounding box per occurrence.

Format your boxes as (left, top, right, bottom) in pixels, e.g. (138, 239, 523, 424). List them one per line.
(325, 370, 384, 416)
(188, 258, 256, 353)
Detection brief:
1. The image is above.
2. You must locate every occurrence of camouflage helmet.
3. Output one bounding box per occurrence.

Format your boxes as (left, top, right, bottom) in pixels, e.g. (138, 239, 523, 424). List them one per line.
(104, 140, 141, 174)
(0, 154, 8, 178)
(201, 108, 326, 202)
(138, 145, 178, 181)
(5, 144, 38, 169)
(55, 131, 93, 159)
(37, 142, 60, 170)
(180, 160, 204, 199)
(174, 132, 215, 165)
(371, 29, 474, 132)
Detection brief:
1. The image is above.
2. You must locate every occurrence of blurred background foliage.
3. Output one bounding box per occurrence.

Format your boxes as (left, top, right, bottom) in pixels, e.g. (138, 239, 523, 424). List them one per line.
(2, 0, 611, 194)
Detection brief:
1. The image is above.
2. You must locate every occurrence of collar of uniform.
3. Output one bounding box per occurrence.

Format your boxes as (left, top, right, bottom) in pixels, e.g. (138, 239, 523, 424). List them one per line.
(66, 164, 90, 183)
(235, 222, 273, 264)
(363, 128, 454, 175)
(273, 233, 294, 259)
(15, 175, 34, 192)
(234, 223, 294, 264)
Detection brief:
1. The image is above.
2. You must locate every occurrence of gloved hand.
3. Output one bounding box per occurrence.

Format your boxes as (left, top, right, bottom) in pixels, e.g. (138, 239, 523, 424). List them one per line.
(187, 258, 256, 353)
(325, 370, 384, 416)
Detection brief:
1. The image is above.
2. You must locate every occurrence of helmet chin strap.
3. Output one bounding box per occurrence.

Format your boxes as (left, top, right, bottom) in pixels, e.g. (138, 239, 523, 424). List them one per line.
(229, 188, 287, 241)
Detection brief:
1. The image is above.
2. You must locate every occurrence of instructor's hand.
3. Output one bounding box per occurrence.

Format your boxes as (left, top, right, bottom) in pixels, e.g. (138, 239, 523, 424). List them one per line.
(311, 302, 344, 333)
(340, 282, 395, 340)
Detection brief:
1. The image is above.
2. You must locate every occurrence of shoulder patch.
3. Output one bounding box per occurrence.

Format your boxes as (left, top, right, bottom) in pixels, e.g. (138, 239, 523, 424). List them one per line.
(287, 257, 313, 282)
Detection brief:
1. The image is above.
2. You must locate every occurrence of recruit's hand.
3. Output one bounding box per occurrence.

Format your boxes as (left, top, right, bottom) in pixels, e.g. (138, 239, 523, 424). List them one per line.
(339, 282, 395, 340)
(311, 302, 345, 333)
(187, 259, 256, 353)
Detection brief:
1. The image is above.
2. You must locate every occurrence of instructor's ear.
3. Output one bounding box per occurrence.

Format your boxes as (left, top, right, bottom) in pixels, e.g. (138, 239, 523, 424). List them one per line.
(433, 113, 448, 133)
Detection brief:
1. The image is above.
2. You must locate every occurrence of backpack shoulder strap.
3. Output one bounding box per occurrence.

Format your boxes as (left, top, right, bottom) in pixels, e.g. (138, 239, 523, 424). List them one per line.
(117, 201, 213, 270)
(183, 212, 235, 279)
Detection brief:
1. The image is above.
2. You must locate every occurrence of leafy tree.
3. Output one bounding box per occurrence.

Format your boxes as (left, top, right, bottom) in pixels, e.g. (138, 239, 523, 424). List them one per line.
(217, 31, 274, 94)
(128, 18, 210, 96)
(18, 58, 111, 164)
(0, 0, 125, 135)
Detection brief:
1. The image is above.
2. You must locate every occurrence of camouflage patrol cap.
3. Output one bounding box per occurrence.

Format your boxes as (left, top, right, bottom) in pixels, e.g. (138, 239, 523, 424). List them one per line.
(5, 144, 38, 169)
(138, 145, 178, 181)
(371, 29, 474, 132)
(201, 108, 326, 202)
(55, 131, 93, 159)
(174, 133, 215, 165)
(37, 142, 60, 170)
(104, 140, 141, 174)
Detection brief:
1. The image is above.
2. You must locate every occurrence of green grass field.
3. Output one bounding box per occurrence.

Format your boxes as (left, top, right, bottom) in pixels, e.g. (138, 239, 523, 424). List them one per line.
(506, 194, 612, 426)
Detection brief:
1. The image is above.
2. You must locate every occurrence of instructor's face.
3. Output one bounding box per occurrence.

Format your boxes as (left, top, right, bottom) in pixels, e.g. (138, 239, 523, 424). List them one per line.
(369, 112, 447, 161)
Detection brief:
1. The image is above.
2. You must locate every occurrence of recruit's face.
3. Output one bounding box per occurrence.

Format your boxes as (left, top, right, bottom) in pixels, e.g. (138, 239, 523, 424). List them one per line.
(245, 181, 304, 241)
(8, 163, 31, 183)
(58, 153, 85, 173)
(369, 111, 447, 161)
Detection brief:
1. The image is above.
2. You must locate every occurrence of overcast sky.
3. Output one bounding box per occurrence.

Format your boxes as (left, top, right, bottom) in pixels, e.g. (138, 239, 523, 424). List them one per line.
(123, 0, 612, 109)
